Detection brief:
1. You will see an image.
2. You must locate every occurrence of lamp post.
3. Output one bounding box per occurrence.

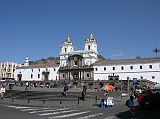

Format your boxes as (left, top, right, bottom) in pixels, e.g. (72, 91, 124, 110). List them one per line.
(127, 77, 130, 94)
(121, 79, 123, 101)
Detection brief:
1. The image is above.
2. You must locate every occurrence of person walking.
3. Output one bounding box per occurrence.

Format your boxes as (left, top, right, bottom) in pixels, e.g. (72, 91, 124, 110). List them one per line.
(25, 81, 29, 91)
(63, 84, 68, 97)
(0, 84, 6, 101)
(128, 95, 136, 118)
(81, 86, 87, 100)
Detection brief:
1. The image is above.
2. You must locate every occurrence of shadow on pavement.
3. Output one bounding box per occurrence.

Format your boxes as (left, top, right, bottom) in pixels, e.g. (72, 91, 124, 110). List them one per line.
(115, 105, 160, 119)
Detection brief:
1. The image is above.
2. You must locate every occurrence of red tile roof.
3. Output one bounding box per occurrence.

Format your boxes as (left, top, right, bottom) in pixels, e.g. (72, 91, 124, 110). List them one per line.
(17, 62, 59, 69)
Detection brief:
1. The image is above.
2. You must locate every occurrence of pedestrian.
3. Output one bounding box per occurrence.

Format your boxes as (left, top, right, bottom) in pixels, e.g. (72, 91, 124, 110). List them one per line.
(81, 86, 87, 100)
(63, 84, 68, 97)
(100, 99, 107, 108)
(25, 81, 29, 91)
(0, 84, 6, 101)
(128, 95, 135, 118)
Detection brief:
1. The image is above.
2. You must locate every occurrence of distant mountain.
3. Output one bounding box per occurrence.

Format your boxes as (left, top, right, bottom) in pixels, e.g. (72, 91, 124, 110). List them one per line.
(29, 55, 105, 65)
(29, 57, 60, 65)
(98, 55, 106, 60)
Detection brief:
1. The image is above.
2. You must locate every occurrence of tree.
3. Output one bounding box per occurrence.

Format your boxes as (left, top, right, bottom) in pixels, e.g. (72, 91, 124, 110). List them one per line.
(152, 48, 160, 57)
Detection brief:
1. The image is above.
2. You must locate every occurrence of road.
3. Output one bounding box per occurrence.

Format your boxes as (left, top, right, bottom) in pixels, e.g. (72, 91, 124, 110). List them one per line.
(1, 103, 160, 119)
(1, 86, 160, 119)
(0, 103, 129, 119)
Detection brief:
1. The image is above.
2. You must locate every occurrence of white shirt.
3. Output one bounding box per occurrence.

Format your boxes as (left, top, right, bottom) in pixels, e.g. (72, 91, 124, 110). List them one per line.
(0, 87, 5, 93)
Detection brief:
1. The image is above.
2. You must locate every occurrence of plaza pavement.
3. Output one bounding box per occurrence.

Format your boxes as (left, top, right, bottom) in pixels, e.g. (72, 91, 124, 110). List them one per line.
(0, 86, 129, 109)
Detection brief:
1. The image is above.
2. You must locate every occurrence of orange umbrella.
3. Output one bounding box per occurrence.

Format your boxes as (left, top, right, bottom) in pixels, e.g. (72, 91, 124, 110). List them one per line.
(104, 85, 111, 91)
(104, 85, 114, 91)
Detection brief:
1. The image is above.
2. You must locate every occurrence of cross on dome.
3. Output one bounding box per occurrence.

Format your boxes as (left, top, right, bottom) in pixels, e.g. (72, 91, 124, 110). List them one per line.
(66, 35, 71, 43)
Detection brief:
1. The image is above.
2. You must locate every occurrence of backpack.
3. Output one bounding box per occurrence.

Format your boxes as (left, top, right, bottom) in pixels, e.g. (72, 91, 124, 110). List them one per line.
(125, 99, 130, 108)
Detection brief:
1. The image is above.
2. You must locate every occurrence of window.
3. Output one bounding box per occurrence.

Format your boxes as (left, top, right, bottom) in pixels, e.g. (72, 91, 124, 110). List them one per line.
(140, 65, 142, 69)
(121, 66, 124, 70)
(7, 68, 11, 72)
(113, 67, 115, 70)
(31, 74, 33, 79)
(64, 48, 67, 52)
(38, 74, 40, 78)
(39, 69, 40, 72)
(32, 69, 33, 72)
(88, 45, 90, 50)
(54, 68, 56, 71)
(62, 74, 65, 78)
(152, 76, 155, 79)
(104, 67, 106, 71)
(95, 68, 98, 71)
(87, 73, 90, 78)
(130, 66, 133, 70)
(149, 65, 152, 69)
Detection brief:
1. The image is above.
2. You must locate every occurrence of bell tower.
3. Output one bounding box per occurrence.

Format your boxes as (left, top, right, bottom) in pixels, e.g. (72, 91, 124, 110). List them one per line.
(60, 35, 74, 67)
(24, 57, 29, 66)
(84, 33, 98, 65)
(84, 32, 98, 53)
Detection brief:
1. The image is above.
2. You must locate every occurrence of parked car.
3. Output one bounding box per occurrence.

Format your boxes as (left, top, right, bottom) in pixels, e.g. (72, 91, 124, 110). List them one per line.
(138, 89, 160, 109)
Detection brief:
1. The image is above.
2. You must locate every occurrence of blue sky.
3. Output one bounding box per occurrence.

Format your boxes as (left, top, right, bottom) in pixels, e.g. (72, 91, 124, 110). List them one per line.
(0, 0, 160, 63)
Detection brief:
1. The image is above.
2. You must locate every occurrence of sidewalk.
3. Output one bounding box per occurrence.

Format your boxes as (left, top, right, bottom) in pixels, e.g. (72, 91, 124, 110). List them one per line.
(6, 86, 95, 93)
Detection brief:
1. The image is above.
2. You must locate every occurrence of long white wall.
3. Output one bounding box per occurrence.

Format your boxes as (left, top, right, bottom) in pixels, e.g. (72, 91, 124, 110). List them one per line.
(15, 66, 59, 81)
(94, 62, 160, 83)
(15, 61, 160, 83)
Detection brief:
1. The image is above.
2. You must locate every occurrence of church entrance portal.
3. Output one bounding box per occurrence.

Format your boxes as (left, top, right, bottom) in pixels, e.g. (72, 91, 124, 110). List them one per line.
(71, 71, 79, 81)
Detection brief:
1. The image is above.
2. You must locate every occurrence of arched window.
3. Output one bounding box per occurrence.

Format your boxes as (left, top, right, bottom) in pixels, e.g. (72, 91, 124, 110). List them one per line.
(64, 48, 67, 52)
(88, 45, 90, 50)
(31, 74, 33, 79)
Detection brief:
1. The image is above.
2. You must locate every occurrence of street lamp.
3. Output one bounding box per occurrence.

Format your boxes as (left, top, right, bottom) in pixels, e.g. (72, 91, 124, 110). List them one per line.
(127, 77, 130, 94)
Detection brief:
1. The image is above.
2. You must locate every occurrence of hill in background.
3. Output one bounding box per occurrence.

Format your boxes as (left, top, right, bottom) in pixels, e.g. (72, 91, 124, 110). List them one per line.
(29, 55, 106, 65)
(29, 57, 60, 65)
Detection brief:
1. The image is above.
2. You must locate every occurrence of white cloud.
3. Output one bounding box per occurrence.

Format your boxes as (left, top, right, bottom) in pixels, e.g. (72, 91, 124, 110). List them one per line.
(112, 52, 124, 57)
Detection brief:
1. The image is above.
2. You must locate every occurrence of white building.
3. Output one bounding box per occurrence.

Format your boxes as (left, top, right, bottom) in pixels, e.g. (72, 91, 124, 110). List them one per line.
(0, 62, 20, 80)
(15, 58, 59, 81)
(93, 58, 160, 83)
(15, 63, 59, 81)
(60, 33, 98, 67)
(14, 33, 160, 83)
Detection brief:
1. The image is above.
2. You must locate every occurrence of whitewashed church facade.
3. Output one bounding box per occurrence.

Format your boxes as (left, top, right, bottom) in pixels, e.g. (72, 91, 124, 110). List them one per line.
(60, 33, 98, 67)
(15, 33, 160, 83)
